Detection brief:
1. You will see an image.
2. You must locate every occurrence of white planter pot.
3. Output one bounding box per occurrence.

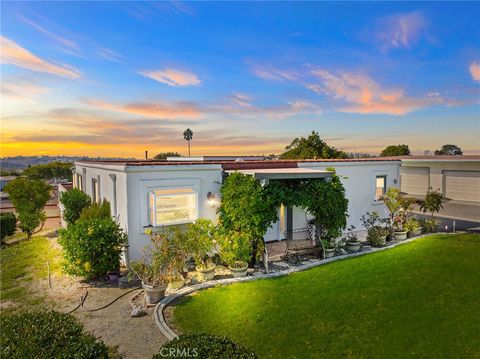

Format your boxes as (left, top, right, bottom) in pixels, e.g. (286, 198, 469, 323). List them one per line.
(346, 242, 361, 252)
(410, 229, 422, 237)
(394, 231, 408, 241)
(196, 264, 216, 281)
(142, 282, 167, 305)
(229, 262, 248, 278)
(325, 248, 335, 258)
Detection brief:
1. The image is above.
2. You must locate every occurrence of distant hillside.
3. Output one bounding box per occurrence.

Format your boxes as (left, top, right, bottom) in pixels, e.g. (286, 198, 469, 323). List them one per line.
(0, 156, 135, 170)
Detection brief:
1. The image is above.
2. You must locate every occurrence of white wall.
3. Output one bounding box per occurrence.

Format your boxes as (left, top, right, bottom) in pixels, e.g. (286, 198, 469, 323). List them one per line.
(299, 161, 401, 233)
(125, 165, 223, 261)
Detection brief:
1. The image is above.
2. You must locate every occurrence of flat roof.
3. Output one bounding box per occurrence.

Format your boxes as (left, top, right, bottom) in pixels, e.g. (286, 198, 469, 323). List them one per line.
(226, 167, 332, 180)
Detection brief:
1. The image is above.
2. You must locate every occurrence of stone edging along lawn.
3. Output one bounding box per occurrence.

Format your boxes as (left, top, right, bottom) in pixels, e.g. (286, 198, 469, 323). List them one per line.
(154, 233, 449, 340)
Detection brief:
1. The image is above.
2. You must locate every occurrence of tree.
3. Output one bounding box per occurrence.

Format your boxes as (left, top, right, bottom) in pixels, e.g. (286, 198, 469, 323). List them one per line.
(380, 144, 410, 157)
(420, 187, 444, 220)
(0, 213, 16, 244)
(153, 152, 182, 160)
(183, 128, 193, 156)
(279, 131, 348, 159)
(434, 144, 463, 156)
(3, 178, 51, 238)
(23, 161, 73, 181)
(59, 188, 91, 225)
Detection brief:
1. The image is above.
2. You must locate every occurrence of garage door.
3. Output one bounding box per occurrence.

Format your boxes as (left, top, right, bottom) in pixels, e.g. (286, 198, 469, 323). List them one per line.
(400, 167, 429, 195)
(444, 171, 480, 202)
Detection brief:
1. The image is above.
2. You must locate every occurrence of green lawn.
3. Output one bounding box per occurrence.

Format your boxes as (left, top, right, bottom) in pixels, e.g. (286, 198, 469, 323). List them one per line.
(174, 234, 480, 358)
(0, 236, 61, 309)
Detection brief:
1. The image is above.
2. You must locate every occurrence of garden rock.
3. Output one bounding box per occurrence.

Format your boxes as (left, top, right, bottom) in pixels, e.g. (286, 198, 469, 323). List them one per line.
(130, 305, 146, 317)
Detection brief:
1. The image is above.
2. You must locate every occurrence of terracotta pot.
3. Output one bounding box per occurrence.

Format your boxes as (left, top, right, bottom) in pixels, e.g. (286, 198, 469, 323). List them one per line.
(394, 231, 408, 241)
(346, 242, 361, 252)
(196, 264, 216, 281)
(229, 262, 248, 278)
(142, 281, 167, 305)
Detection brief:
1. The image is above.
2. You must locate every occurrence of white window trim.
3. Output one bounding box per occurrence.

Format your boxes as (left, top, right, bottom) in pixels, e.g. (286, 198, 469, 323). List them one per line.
(148, 187, 198, 227)
(374, 174, 388, 203)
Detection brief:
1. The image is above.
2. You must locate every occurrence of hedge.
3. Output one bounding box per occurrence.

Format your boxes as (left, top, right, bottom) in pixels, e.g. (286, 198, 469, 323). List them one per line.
(154, 333, 257, 359)
(0, 212, 16, 243)
(0, 310, 110, 358)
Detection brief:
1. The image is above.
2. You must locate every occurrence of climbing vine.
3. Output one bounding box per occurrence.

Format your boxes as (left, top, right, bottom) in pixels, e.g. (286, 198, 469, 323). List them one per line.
(218, 169, 349, 247)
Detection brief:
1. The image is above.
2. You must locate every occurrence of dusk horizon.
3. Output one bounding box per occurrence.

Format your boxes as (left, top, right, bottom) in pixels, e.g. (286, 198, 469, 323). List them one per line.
(1, 1, 479, 158)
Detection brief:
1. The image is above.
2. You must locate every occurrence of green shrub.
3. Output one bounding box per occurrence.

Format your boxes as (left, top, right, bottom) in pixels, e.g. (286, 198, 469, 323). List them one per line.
(420, 218, 439, 233)
(154, 333, 257, 359)
(0, 310, 110, 358)
(186, 218, 216, 269)
(79, 200, 111, 221)
(58, 217, 126, 279)
(404, 217, 422, 233)
(367, 227, 388, 247)
(217, 230, 252, 267)
(60, 188, 91, 225)
(0, 212, 16, 243)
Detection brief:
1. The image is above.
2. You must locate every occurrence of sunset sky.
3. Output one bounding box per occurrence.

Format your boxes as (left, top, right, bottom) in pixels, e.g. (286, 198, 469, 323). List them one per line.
(1, 1, 479, 158)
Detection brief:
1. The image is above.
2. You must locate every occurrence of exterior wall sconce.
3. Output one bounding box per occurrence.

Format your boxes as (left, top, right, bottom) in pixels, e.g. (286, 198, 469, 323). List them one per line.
(207, 192, 216, 206)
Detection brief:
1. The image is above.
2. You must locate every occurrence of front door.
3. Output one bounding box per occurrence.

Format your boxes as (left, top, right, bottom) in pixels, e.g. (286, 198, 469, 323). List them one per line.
(264, 205, 287, 242)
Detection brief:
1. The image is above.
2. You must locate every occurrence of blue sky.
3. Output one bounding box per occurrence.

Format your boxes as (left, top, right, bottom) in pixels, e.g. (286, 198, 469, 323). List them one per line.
(1, 1, 479, 157)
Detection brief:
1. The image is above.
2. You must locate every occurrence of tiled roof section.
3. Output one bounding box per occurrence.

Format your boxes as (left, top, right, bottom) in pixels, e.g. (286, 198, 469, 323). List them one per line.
(399, 155, 480, 160)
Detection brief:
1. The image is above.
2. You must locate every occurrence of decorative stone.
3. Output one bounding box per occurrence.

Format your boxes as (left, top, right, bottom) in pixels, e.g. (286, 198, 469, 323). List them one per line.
(301, 261, 311, 266)
(130, 306, 146, 317)
(275, 261, 290, 268)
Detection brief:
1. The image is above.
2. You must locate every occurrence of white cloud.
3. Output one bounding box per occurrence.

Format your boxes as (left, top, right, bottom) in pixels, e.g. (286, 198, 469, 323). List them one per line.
(140, 68, 201, 86)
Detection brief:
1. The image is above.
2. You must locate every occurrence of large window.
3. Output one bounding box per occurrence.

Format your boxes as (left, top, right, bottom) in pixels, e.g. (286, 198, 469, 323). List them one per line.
(149, 188, 197, 226)
(375, 175, 387, 200)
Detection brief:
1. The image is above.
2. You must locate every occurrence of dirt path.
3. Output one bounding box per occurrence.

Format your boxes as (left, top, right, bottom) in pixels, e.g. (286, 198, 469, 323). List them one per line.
(45, 275, 168, 358)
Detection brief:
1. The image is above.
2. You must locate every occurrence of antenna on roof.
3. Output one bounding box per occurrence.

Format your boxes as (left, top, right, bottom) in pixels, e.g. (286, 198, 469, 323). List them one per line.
(145, 150, 148, 160)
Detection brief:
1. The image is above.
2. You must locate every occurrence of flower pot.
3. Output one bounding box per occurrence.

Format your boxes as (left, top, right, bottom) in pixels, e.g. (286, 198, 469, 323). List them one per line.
(196, 264, 216, 281)
(346, 242, 361, 252)
(410, 229, 422, 237)
(167, 278, 184, 291)
(229, 262, 248, 278)
(324, 248, 335, 258)
(142, 281, 167, 305)
(394, 231, 408, 241)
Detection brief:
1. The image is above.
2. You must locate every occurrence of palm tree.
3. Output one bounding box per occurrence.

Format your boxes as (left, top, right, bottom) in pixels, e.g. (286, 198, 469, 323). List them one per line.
(183, 128, 193, 156)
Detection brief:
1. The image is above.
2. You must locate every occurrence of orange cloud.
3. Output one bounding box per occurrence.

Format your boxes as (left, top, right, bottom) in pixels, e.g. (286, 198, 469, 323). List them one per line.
(83, 98, 201, 119)
(309, 69, 441, 115)
(0, 36, 81, 78)
(469, 61, 480, 82)
(140, 68, 201, 86)
(1, 80, 48, 100)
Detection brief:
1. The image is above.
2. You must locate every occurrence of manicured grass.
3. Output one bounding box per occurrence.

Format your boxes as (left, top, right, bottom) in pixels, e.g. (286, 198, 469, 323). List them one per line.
(174, 234, 480, 358)
(0, 236, 61, 307)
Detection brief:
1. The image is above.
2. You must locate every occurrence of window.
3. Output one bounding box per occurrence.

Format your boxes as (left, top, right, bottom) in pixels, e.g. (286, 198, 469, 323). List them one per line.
(375, 176, 387, 200)
(77, 174, 83, 191)
(92, 179, 100, 203)
(148, 188, 197, 226)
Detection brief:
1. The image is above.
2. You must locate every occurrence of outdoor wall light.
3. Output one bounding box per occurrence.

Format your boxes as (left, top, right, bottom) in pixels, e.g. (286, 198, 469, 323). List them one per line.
(207, 192, 216, 206)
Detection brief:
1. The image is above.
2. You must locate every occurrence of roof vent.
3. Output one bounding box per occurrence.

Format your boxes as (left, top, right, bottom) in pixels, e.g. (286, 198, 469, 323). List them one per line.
(235, 158, 245, 162)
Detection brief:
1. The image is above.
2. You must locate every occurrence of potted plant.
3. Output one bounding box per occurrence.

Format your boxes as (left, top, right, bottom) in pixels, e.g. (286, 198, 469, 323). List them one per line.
(162, 227, 188, 291)
(130, 261, 168, 305)
(404, 217, 422, 237)
(381, 188, 416, 241)
(361, 211, 389, 247)
(343, 225, 361, 252)
(321, 240, 336, 258)
(419, 187, 444, 233)
(186, 219, 217, 281)
(218, 230, 252, 277)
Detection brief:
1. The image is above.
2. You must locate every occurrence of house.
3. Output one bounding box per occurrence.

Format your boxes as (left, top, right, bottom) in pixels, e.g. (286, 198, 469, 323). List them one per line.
(72, 157, 401, 262)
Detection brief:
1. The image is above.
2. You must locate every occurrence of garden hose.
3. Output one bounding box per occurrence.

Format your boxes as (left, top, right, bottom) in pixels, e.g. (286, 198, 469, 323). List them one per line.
(67, 286, 141, 314)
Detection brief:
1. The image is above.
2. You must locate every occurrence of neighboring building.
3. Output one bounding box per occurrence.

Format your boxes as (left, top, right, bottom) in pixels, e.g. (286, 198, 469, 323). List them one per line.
(0, 176, 16, 191)
(400, 156, 480, 202)
(73, 157, 401, 262)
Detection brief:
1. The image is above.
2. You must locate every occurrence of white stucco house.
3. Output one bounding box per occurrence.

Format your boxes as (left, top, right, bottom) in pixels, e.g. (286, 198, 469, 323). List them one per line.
(71, 156, 402, 262)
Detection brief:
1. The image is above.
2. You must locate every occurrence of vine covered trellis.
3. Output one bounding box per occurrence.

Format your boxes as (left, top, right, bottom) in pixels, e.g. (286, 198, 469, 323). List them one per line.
(218, 168, 349, 260)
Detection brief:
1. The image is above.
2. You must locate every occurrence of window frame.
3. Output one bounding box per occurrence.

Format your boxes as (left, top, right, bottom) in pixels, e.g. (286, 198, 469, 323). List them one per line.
(148, 187, 198, 227)
(375, 175, 387, 201)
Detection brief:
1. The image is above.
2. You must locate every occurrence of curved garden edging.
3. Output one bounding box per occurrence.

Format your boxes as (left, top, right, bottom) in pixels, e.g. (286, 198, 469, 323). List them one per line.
(154, 233, 447, 340)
